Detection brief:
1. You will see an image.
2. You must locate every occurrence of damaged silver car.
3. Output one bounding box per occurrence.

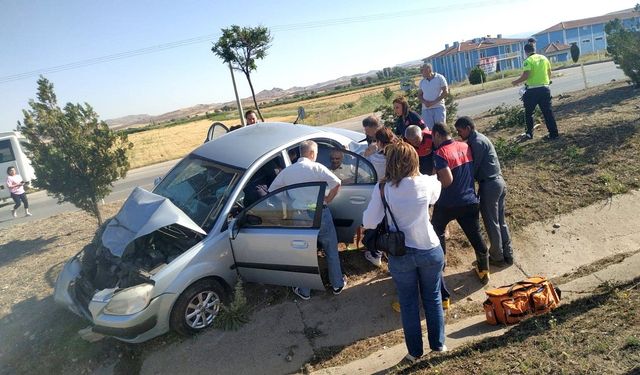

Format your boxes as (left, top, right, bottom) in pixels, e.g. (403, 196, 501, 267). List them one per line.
(54, 123, 377, 343)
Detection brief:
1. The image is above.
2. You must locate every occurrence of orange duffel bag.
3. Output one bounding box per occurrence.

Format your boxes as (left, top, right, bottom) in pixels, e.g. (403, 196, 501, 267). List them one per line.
(483, 276, 561, 325)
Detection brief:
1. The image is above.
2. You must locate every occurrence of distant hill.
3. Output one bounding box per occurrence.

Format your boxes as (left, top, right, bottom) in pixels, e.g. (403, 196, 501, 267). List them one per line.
(105, 59, 423, 129)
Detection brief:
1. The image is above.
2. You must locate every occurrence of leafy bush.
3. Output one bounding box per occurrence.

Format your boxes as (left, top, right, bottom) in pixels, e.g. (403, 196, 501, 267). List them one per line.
(382, 87, 394, 101)
(494, 137, 523, 163)
(605, 19, 640, 87)
(339, 102, 355, 110)
(468, 66, 486, 85)
(491, 104, 541, 130)
(213, 278, 251, 331)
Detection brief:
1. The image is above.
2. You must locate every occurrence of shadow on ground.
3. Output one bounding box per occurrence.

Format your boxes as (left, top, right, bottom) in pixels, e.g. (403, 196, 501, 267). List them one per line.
(0, 236, 58, 267)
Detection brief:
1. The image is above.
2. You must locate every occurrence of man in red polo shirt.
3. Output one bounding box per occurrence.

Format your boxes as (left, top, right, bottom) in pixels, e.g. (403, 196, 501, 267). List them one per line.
(431, 123, 490, 285)
(404, 125, 434, 176)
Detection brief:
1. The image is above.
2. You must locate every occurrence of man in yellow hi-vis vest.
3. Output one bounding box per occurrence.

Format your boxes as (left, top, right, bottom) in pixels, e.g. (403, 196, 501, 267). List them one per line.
(512, 43, 559, 140)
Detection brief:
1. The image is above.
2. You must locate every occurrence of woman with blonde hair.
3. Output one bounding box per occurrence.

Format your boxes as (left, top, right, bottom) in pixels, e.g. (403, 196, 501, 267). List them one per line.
(362, 142, 446, 362)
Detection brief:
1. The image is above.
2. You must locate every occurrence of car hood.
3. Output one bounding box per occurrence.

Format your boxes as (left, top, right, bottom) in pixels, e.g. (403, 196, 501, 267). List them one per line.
(102, 187, 206, 257)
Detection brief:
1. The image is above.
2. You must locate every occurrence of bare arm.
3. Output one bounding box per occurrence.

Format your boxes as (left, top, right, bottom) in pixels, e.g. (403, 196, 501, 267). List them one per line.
(436, 167, 453, 188)
(325, 184, 340, 204)
(417, 89, 428, 106)
(512, 71, 530, 86)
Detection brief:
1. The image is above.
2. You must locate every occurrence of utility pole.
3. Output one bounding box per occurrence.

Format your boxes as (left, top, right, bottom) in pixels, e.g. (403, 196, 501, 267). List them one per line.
(228, 62, 245, 126)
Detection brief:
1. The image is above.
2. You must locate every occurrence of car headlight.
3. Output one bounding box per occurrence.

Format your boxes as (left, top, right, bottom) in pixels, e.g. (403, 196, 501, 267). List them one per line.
(103, 284, 154, 315)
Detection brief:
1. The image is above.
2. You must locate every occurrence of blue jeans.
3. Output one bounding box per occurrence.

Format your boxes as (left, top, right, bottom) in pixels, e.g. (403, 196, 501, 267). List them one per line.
(298, 209, 344, 296)
(388, 246, 446, 357)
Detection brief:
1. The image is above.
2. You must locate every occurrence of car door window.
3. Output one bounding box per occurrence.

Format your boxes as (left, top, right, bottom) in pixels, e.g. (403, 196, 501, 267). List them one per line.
(243, 184, 324, 228)
(318, 144, 377, 185)
(242, 154, 286, 208)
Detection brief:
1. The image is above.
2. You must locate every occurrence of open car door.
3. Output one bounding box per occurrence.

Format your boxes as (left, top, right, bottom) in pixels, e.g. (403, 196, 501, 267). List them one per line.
(204, 122, 230, 143)
(324, 149, 377, 244)
(229, 182, 327, 291)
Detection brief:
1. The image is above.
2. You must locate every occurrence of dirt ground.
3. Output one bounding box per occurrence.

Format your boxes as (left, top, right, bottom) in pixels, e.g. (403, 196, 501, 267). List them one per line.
(0, 81, 638, 374)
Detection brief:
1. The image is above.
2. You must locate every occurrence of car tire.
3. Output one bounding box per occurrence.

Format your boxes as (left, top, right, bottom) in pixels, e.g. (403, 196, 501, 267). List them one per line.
(170, 279, 229, 336)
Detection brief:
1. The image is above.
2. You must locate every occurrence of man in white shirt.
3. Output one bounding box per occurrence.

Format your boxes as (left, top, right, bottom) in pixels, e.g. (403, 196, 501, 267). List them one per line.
(418, 63, 449, 130)
(269, 140, 345, 300)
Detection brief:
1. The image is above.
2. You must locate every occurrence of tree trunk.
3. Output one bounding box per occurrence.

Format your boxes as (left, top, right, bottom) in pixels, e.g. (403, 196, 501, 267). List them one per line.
(92, 198, 103, 226)
(245, 73, 265, 122)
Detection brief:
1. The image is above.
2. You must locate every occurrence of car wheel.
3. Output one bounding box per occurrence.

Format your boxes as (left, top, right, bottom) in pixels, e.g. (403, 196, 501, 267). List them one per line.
(170, 279, 228, 336)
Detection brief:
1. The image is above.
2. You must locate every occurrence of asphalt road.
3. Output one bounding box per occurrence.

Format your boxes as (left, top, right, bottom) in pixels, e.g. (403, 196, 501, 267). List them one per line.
(0, 61, 625, 229)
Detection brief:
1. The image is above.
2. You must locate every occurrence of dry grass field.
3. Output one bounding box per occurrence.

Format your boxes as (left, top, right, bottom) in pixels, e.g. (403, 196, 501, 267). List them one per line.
(126, 83, 401, 168)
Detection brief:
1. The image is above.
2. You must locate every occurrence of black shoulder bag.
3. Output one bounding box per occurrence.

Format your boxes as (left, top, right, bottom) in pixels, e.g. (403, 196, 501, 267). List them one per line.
(364, 182, 406, 257)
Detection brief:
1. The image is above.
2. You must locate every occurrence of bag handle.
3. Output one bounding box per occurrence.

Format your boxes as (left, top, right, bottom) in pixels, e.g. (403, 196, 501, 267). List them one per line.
(506, 280, 539, 295)
(379, 182, 402, 233)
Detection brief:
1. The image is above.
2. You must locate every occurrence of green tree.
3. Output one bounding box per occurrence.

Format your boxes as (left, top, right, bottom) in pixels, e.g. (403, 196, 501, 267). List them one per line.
(18, 76, 133, 225)
(212, 25, 272, 121)
(350, 77, 360, 86)
(605, 19, 640, 87)
(382, 87, 394, 101)
(468, 66, 486, 85)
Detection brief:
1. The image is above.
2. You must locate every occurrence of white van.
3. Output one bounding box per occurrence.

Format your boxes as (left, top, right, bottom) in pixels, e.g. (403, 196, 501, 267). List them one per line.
(0, 132, 36, 200)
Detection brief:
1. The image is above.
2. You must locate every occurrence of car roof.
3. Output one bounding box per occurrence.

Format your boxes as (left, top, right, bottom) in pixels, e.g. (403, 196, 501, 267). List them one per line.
(191, 122, 343, 169)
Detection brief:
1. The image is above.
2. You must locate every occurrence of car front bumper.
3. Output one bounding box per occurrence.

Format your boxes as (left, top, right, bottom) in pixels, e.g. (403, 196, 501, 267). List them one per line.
(54, 257, 177, 343)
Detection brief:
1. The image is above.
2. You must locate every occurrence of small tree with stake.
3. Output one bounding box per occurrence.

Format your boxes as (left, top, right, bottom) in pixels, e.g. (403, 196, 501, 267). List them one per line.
(212, 25, 272, 122)
(18, 76, 132, 226)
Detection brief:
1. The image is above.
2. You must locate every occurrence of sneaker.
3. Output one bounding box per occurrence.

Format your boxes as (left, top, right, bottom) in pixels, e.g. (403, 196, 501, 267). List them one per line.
(292, 287, 310, 301)
(332, 275, 347, 295)
(25, 211, 32, 217)
(475, 266, 490, 285)
(364, 251, 382, 267)
(11, 209, 17, 218)
(442, 298, 451, 310)
(520, 132, 533, 140)
(402, 353, 420, 364)
(543, 134, 559, 141)
(432, 344, 448, 353)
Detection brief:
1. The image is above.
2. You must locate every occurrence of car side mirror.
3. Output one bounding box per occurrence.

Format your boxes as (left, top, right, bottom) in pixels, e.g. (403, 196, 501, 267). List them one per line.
(246, 214, 262, 226)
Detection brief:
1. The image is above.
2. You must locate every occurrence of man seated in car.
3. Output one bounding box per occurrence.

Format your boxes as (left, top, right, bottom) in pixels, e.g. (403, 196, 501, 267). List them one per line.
(328, 149, 356, 184)
(268, 140, 346, 300)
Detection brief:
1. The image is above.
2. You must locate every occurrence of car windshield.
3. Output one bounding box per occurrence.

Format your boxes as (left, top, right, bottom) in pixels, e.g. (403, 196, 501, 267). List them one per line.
(153, 155, 242, 231)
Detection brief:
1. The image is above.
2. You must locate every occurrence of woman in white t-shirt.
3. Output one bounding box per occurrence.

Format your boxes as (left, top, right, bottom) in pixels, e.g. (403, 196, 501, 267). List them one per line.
(362, 142, 446, 362)
(6, 166, 31, 218)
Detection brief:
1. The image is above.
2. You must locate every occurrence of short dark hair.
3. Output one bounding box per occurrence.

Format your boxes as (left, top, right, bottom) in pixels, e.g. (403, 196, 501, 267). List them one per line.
(527, 37, 536, 44)
(524, 43, 535, 54)
(6, 166, 15, 174)
(244, 109, 257, 118)
(362, 115, 380, 128)
(454, 116, 475, 131)
(432, 122, 449, 137)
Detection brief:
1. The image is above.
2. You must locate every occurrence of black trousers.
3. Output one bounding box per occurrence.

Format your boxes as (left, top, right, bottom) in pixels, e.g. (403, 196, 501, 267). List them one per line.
(522, 86, 558, 137)
(11, 193, 29, 210)
(432, 203, 488, 271)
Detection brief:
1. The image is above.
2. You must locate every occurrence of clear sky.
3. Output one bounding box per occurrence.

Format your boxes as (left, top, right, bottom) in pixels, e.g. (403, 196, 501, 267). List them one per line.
(0, 0, 634, 131)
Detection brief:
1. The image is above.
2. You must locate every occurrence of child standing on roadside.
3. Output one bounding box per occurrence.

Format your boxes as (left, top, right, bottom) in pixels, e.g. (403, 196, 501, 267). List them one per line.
(6, 166, 32, 218)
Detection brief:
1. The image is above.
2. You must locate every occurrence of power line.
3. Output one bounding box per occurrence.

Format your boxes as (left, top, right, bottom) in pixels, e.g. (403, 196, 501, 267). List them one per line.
(0, 0, 519, 84)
